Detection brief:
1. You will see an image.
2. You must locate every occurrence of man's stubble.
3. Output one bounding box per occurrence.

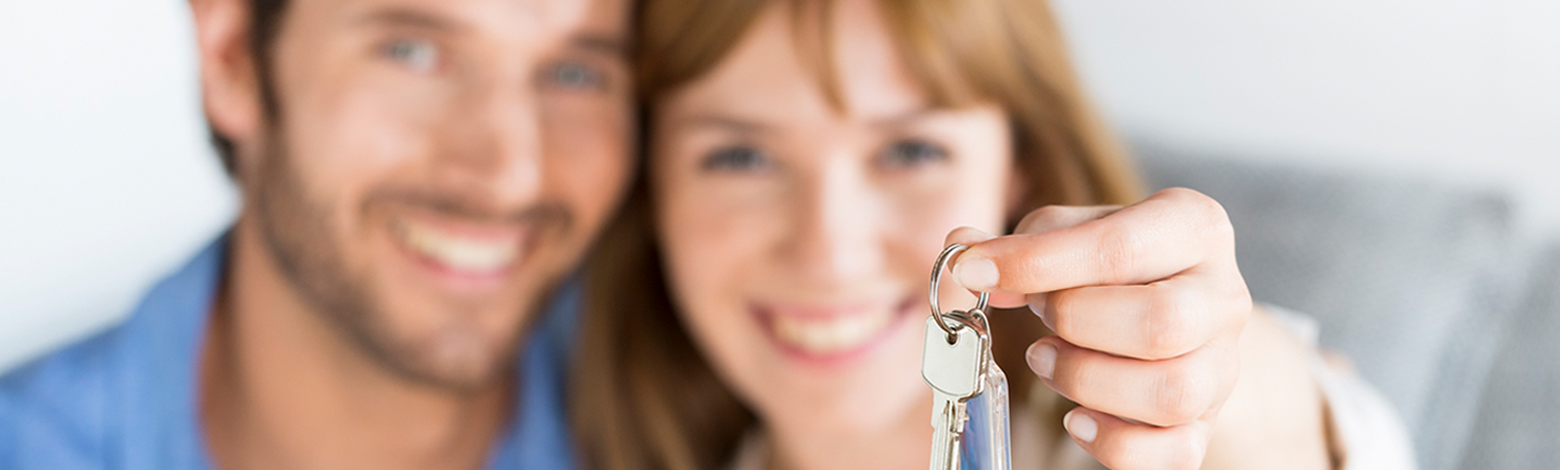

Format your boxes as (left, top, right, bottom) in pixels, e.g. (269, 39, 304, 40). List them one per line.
(248, 132, 533, 393)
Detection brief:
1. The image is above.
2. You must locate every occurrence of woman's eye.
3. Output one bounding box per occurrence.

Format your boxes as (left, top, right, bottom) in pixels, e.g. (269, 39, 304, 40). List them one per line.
(700, 146, 771, 173)
(382, 39, 439, 73)
(879, 139, 949, 170)
(545, 61, 606, 91)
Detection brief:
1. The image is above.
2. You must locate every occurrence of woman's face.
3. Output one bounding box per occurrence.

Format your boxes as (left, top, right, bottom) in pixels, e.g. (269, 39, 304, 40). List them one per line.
(651, 0, 1015, 434)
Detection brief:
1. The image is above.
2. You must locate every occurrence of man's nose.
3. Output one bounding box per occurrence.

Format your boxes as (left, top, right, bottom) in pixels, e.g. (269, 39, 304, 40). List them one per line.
(783, 162, 884, 284)
(437, 82, 545, 205)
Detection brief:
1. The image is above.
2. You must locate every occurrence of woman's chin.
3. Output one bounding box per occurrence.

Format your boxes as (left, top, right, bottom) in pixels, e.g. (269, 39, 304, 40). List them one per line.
(755, 376, 931, 437)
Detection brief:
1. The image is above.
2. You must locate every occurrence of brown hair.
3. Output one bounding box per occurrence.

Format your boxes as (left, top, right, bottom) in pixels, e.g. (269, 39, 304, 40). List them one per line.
(571, 0, 1143, 468)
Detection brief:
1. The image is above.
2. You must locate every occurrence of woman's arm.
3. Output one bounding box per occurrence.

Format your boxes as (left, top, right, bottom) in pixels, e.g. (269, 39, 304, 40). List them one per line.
(1210, 306, 1418, 470)
(1203, 307, 1332, 470)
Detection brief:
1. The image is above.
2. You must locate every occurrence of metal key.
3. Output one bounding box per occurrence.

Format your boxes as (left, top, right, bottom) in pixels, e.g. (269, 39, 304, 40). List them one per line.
(922, 312, 986, 470)
(923, 244, 1012, 470)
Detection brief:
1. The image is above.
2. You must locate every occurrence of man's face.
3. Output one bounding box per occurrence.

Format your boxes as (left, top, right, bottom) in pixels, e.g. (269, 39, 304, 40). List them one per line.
(222, 0, 632, 388)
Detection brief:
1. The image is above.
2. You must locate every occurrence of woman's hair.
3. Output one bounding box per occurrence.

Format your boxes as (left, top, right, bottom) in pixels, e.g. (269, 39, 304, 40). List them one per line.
(570, 0, 1144, 468)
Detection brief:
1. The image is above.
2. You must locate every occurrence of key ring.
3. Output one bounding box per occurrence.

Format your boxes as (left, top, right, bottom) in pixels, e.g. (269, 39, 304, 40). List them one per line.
(929, 243, 991, 341)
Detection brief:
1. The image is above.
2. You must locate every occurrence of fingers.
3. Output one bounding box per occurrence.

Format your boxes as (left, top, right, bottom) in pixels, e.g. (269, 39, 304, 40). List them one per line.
(939, 190, 1242, 470)
(1027, 336, 1239, 427)
(944, 207, 1120, 309)
(1037, 267, 1251, 360)
(1063, 407, 1212, 470)
(944, 225, 998, 247)
(951, 188, 1234, 295)
(1011, 205, 1122, 234)
(943, 226, 1026, 307)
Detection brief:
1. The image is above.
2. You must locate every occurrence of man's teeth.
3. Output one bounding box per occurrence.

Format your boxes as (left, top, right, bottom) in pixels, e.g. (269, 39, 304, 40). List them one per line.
(396, 222, 517, 273)
(771, 311, 894, 354)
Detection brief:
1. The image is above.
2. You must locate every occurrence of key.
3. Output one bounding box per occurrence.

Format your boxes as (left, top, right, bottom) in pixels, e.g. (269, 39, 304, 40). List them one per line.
(924, 243, 1009, 470)
(923, 313, 986, 470)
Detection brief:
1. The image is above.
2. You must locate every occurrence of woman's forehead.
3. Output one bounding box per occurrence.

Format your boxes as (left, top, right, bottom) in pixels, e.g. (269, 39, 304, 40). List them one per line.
(658, 0, 934, 126)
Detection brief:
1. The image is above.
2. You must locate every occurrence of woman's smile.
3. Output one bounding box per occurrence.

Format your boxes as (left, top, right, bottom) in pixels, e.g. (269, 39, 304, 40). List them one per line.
(753, 295, 920, 364)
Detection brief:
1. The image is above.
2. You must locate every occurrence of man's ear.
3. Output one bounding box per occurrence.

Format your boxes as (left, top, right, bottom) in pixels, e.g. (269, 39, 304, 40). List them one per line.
(191, 0, 264, 172)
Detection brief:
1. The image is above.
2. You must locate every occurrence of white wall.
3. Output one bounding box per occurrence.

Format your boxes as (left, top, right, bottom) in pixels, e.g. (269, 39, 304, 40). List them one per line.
(1052, 0, 1560, 236)
(1, 0, 1556, 370)
(0, 0, 237, 371)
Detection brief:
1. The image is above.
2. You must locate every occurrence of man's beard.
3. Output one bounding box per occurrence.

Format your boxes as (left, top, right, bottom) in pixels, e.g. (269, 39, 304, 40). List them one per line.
(249, 134, 542, 392)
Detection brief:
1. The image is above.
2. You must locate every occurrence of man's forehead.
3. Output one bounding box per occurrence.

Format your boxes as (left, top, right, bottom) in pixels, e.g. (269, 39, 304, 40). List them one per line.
(322, 0, 628, 44)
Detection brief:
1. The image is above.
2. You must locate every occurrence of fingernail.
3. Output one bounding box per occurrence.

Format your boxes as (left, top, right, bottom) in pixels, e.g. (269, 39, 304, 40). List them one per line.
(1026, 293, 1053, 331)
(1065, 409, 1098, 443)
(1027, 342, 1056, 380)
(953, 256, 998, 291)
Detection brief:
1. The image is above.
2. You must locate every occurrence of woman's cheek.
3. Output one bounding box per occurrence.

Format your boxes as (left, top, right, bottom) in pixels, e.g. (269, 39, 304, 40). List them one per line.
(662, 211, 776, 406)
(659, 187, 765, 335)
(662, 230, 748, 382)
(893, 185, 1006, 248)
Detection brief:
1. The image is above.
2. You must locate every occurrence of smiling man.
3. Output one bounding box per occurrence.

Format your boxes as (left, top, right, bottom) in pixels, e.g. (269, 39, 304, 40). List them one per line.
(0, 0, 633, 468)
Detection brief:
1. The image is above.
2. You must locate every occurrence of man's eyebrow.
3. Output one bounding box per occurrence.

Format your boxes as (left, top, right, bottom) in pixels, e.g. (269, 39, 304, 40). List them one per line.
(676, 108, 939, 133)
(570, 32, 627, 58)
(353, 8, 464, 32)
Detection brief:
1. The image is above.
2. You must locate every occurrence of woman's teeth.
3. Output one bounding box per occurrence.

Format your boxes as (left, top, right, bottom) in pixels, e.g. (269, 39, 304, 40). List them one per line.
(394, 221, 518, 273)
(771, 311, 895, 354)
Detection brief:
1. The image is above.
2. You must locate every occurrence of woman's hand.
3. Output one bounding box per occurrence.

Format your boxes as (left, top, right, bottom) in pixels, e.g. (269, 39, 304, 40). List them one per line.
(947, 188, 1252, 470)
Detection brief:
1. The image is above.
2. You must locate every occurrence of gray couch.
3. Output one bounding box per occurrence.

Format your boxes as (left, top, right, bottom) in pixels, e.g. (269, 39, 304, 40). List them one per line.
(1137, 142, 1559, 470)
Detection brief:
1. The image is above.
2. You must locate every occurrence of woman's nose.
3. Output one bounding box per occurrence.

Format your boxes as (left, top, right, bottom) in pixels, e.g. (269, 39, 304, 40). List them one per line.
(782, 162, 885, 284)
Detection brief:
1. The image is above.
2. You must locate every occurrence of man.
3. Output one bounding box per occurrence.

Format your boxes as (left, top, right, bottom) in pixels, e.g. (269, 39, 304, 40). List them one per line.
(0, 0, 633, 468)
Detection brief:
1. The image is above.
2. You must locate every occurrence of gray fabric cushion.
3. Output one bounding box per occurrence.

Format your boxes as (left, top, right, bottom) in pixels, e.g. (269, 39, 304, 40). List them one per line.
(1133, 142, 1521, 470)
(1458, 242, 1560, 470)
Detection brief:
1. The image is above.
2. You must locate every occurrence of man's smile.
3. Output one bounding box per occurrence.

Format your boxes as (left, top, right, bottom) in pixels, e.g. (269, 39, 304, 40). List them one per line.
(386, 210, 537, 288)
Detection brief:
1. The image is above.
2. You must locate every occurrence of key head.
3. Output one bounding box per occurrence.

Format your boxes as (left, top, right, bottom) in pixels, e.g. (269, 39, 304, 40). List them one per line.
(922, 313, 987, 399)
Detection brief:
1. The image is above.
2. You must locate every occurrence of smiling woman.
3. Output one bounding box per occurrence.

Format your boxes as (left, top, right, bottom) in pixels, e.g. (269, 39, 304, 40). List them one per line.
(571, 0, 1145, 468)
(570, 0, 1422, 468)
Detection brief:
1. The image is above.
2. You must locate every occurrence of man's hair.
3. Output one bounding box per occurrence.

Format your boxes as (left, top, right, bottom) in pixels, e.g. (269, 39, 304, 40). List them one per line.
(208, 0, 289, 177)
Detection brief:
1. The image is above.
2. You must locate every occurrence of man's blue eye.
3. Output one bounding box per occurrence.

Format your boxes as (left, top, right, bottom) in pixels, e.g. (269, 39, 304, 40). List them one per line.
(383, 39, 438, 72)
(880, 139, 949, 169)
(548, 62, 605, 90)
(701, 146, 771, 173)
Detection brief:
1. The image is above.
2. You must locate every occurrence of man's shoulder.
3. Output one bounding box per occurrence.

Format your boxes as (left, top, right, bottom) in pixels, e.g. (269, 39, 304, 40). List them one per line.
(0, 325, 127, 469)
(1, 324, 126, 404)
(0, 234, 226, 470)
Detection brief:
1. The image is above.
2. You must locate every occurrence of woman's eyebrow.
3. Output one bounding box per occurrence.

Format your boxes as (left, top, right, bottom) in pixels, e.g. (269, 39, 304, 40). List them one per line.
(672, 115, 768, 133)
(868, 107, 939, 128)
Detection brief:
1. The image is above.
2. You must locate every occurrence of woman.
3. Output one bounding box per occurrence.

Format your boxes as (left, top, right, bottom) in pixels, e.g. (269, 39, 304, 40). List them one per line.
(573, 0, 1412, 469)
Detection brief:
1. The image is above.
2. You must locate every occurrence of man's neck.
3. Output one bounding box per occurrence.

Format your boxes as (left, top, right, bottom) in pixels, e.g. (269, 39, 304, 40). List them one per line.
(201, 218, 515, 470)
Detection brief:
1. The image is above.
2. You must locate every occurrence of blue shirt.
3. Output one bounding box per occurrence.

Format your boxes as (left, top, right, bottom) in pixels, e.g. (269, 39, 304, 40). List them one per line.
(0, 236, 579, 469)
